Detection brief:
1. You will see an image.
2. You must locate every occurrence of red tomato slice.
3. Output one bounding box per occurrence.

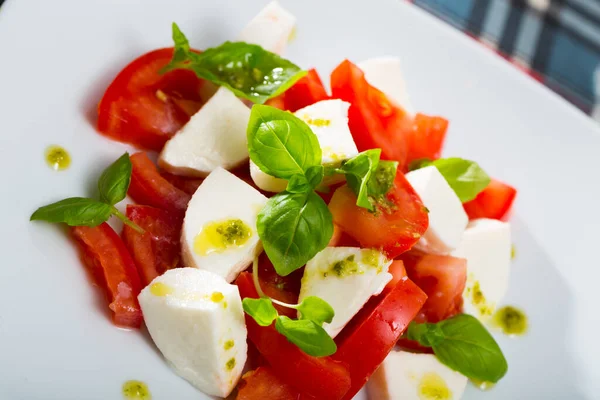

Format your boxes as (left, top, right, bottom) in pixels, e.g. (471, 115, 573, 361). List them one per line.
(71, 223, 143, 328)
(463, 178, 517, 221)
(266, 68, 329, 112)
(386, 260, 407, 288)
(236, 272, 352, 400)
(405, 113, 448, 165)
(401, 251, 467, 323)
(237, 367, 304, 400)
(97, 48, 206, 150)
(122, 205, 183, 287)
(256, 253, 301, 318)
(331, 60, 409, 166)
(328, 169, 429, 259)
(128, 152, 191, 214)
(160, 172, 203, 195)
(333, 275, 428, 400)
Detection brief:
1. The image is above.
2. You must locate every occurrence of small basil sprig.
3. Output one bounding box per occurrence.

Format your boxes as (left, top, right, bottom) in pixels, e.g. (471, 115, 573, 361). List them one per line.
(30, 153, 144, 233)
(409, 157, 490, 202)
(162, 23, 306, 104)
(242, 260, 336, 357)
(406, 314, 508, 383)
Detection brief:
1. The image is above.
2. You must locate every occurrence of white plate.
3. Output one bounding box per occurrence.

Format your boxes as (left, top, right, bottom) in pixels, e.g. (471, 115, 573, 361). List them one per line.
(1, 0, 599, 399)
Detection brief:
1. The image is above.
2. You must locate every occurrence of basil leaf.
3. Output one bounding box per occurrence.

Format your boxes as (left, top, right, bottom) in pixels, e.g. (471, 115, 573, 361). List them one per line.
(257, 191, 333, 276)
(30, 197, 113, 227)
(407, 314, 508, 383)
(98, 153, 132, 205)
(275, 316, 337, 357)
(242, 298, 278, 327)
(287, 166, 325, 193)
(164, 24, 306, 104)
(413, 158, 491, 202)
(337, 149, 381, 211)
(248, 105, 321, 180)
(297, 296, 335, 326)
(367, 160, 398, 197)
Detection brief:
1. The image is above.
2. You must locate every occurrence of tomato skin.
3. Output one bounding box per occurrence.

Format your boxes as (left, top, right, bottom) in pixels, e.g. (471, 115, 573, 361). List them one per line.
(332, 275, 428, 400)
(401, 251, 467, 323)
(122, 205, 183, 287)
(386, 260, 407, 288)
(128, 152, 191, 214)
(237, 367, 303, 400)
(160, 172, 203, 195)
(266, 68, 328, 112)
(97, 48, 205, 150)
(405, 113, 448, 165)
(71, 223, 143, 328)
(235, 272, 352, 400)
(328, 170, 428, 259)
(463, 178, 517, 221)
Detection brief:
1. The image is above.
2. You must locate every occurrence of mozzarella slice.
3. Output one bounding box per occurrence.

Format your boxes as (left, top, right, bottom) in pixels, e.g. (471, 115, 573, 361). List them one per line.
(452, 218, 511, 319)
(159, 88, 251, 177)
(298, 247, 392, 338)
(367, 351, 468, 400)
(359, 57, 414, 115)
(238, 1, 296, 55)
(405, 166, 468, 254)
(139, 268, 247, 398)
(250, 99, 359, 192)
(181, 167, 267, 282)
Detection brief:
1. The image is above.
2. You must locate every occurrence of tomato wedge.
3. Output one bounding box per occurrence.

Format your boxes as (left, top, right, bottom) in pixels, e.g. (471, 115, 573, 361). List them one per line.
(71, 223, 143, 328)
(256, 253, 301, 318)
(160, 172, 203, 195)
(97, 48, 206, 150)
(328, 169, 428, 259)
(236, 272, 352, 400)
(405, 113, 448, 165)
(332, 275, 428, 400)
(266, 68, 329, 112)
(401, 251, 467, 323)
(128, 152, 191, 214)
(122, 205, 183, 287)
(237, 367, 304, 400)
(463, 178, 517, 221)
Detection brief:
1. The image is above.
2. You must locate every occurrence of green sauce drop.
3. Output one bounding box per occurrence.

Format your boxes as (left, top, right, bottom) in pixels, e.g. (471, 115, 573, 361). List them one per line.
(418, 372, 452, 400)
(45, 145, 71, 171)
(226, 358, 236, 371)
(224, 340, 235, 350)
(493, 305, 528, 336)
(327, 255, 359, 277)
(194, 219, 252, 255)
(122, 380, 151, 400)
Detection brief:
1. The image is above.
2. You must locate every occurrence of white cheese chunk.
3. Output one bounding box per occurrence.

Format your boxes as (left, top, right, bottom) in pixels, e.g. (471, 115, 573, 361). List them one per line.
(250, 99, 359, 192)
(139, 268, 247, 398)
(298, 247, 392, 338)
(405, 166, 468, 254)
(159, 88, 250, 177)
(238, 1, 296, 55)
(452, 218, 511, 319)
(181, 167, 267, 282)
(367, 351, 468, 400)
(359, 57, 414, 115)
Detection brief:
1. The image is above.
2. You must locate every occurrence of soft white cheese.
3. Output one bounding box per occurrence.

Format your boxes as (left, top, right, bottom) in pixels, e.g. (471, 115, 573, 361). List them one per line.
(405, 166, 468, 254)
(367, 351, 468, 400)
(298, 247, 392, 338)
(139, 268, 247, 398)
(181, 167, 267, 282)
(452, 218, 511, 319)
(359, 57, 414, 115)
(238, 1, 296, 55)
(250, 99, 359, 192)
(158, 87, 251, 177)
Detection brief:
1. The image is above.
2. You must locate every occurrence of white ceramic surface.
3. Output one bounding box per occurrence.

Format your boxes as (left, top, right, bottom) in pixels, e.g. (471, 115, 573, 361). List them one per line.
(1, 0, 599, 399)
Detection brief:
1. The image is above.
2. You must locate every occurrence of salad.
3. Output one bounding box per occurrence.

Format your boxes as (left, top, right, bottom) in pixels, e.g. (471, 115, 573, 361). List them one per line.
(30, 2, 520, 399)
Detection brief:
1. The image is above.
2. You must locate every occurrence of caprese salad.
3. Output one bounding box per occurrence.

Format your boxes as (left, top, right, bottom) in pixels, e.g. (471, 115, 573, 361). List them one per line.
(30, 2, 519, 399)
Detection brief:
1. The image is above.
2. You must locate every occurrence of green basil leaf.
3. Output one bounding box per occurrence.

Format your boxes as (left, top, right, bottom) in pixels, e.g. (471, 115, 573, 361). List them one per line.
(242, 298, 278, 327)
(248, 105, 321, 180)
(98, 153, 132, 205)
(413, 157, 491, 202)
(297, 296, 335, 326)
(408, 314, 508, 383)
(367, 160, 398, 197)
(287, 166, 325, 193)
(164, 24, 306, 104)
(257, 191, 333, 276)
(337, 149, 381, 211)
(30, 197, 113, 227)
(275, 316, 337, 357)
